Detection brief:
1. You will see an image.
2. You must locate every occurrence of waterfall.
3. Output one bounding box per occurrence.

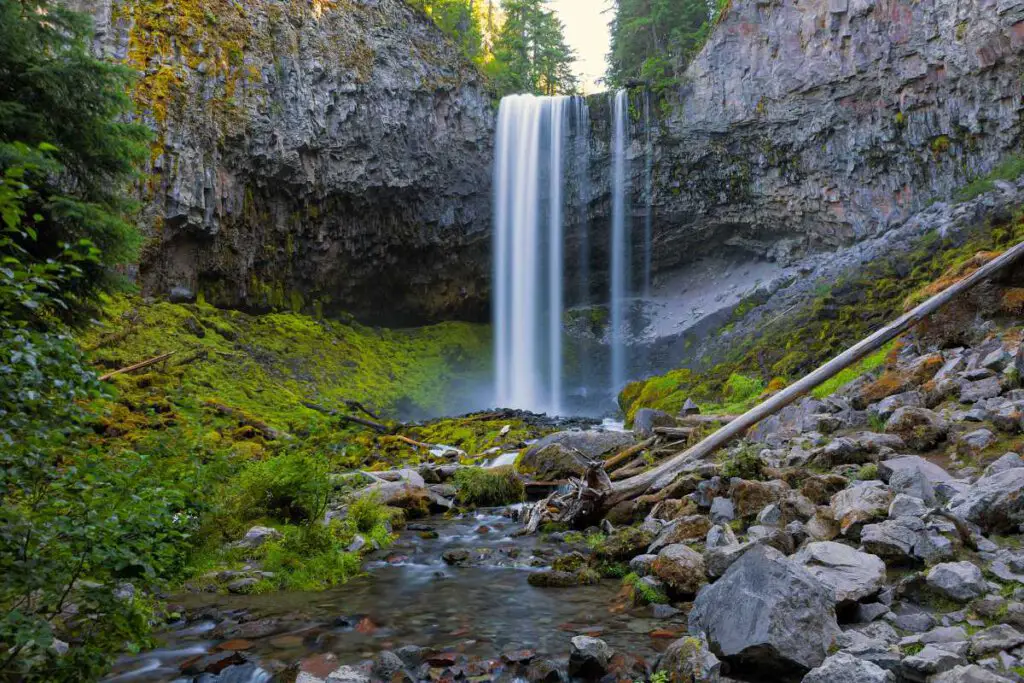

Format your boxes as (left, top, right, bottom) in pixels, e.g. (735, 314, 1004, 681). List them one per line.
(642, 91, 654, 298)
(609, 89, 630, 400)
(493, 94, 572, 414)
(573, 96, 592, 399)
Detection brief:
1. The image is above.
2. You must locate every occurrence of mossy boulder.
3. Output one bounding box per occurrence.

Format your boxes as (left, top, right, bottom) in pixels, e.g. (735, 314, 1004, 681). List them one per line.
(652, 544, 706, 598)
(517, 430, 635, 480)
(594, 526, 657, 561)
(729, 479, 790, 518)
(528, 568, 600, 588)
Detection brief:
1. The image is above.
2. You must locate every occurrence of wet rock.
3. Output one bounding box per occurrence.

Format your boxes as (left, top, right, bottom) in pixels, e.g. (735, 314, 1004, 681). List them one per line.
(926, 562, 987, 602)
(528, 569, 599, 587)
(652, 544, 706, 598)
(656, 634, 721, 682)
(689, 545, 840, 675)
(884, 407, 948, 450)
(526, 658, 564, 683)
(970, 624, 1024, 656)
(597, 526, 657, 560)
(324, 665, 371, 682)
(442, 549, 469, 565)
(802, 652, 893, 683)
(633, 409, 678, 438)
(519, 430, 634, 479)
(226, 578, 259, 594)
(371, 651, 406, 681)
(831, 482, 893, 536)
(629, 553, 658, 576)
(947, 468, 1024, 533)
(568, 636, 611, 679)
(182, 651, 246, 676)
(901, 644, 966, 681)
(792, 541, 887, 605)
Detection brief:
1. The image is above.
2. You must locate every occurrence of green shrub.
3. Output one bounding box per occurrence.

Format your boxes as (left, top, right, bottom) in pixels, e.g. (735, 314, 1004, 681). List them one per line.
(346, 492, 392, 533)
(454, 466, 525, 506)
(259, 523, 363, 591)
(857, 463, 880, 481)
(227, 452, 330, 526)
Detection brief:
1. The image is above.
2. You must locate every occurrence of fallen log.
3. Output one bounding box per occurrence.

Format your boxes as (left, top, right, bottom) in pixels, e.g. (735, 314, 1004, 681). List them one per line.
(302, 400, 391, 433)
(601, 436, 657, 472)
(99, 352, 175, 381)
(652, 426, 695, 439)
(605, 239, 1024, 507)
(677, 414, 737, 426)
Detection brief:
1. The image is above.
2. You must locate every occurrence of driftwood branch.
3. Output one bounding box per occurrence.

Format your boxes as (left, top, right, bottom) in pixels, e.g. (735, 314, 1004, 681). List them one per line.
(601, 436, 657, 472)
(99, 352, 175, 381)
(678, 414, 737, 426)
(606, 239, 1024, 506)
(301, 400, 391, 432)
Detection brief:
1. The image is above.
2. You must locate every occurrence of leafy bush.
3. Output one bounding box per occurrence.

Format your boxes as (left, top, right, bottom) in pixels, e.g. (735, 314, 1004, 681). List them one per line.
(346, 492, 392, 533)
(226, 452, 331, 527)
(257, 523, 363, 591)
(454, 466, 525, 506)
(857, 463, 880, 481)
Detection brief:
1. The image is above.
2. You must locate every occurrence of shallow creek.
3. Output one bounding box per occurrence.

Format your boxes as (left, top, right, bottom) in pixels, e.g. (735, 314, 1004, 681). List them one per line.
(106, 510, 680, 682)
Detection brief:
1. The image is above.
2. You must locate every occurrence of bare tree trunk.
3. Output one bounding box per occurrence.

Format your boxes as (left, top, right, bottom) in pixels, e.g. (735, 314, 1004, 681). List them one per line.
(605, 240, 1024, 506)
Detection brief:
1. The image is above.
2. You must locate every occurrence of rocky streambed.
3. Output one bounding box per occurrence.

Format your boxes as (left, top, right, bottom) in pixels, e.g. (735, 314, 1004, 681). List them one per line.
(104, 510, 680, 683)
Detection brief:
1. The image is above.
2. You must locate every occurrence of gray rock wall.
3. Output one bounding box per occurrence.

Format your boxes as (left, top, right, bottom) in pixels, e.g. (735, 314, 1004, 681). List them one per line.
(71, 0, 495, 324)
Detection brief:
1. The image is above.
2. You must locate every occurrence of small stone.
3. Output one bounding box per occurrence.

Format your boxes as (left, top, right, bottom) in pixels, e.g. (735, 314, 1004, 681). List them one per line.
(802, 651, 894, 683)
(568, 636, 611, 678)
(710, 497, 735, 523)
(901, 644, 966, 680)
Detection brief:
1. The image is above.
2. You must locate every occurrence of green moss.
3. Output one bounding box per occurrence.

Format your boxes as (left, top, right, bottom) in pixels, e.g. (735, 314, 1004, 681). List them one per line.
(623, 572, 668, 605)
(955, 154, 1024, 202)
(620, 209, 1024, 419)
(812, 344, 892, 398)
(412, 414, 550, 456)
(81, 296, 490, 430)
(453, 466, 525, 506)
(720, 445, 765, 480)
(857, 463, 879, 480)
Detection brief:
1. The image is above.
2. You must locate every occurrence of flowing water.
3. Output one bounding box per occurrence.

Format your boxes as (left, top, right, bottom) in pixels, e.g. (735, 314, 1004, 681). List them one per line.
(608, 90, 630, 401)
(107, 512, 679, 682)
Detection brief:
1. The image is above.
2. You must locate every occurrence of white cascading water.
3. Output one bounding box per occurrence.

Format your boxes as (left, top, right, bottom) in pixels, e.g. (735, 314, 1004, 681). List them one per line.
(493, 94, 571, 414)
(609, 89, 630, 400)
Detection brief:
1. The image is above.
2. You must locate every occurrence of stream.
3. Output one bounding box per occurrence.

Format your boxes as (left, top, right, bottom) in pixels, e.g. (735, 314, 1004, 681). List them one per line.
(106, 509, 681, 682)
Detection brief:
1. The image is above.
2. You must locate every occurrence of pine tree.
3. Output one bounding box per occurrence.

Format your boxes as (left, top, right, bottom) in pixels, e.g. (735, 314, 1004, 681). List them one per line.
(607, 0, 721, 90)
(489, 0, 577, 96)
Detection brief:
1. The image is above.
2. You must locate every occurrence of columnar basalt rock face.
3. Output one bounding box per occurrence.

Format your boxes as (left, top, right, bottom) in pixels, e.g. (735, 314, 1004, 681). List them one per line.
(584, 0, 1024, 288)
(70, 0, 495, 325)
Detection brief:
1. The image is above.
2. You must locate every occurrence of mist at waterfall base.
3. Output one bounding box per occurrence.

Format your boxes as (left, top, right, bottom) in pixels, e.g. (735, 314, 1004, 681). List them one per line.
(491, 91, 650, 417)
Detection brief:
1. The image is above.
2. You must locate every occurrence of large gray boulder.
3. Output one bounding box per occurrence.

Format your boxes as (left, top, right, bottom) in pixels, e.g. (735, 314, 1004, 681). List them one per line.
(946, 468, 1024, 533)
(517, 430, 634, 480)
(801, 652, 893, 683)
(568, 636, 612, 679)
(653, 544, 707, 598)
(830, 482, 893, 536)
(878, 456, 954, 486)
(792, 542, 886, 605)
(688, 545, 840, 676)
(633, 408, 678, 438)
(926, 562, 987, 602)
(930, 665, 1015, 682)
(900, 644, 966, 681)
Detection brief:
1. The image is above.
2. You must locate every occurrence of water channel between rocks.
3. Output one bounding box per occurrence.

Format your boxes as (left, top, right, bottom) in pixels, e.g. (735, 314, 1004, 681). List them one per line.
(107, 510, 679, 682)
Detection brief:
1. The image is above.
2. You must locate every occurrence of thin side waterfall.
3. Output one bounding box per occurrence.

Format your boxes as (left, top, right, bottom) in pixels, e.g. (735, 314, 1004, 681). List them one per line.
(642, 91, 653, 298)
(574, 97, 592, 398)
(493, 94, 571, 414)
(609, 89, 630, 400)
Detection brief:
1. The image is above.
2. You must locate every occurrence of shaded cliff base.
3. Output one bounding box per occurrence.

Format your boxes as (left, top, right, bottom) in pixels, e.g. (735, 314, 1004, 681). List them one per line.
(621, 171, 1024, 422)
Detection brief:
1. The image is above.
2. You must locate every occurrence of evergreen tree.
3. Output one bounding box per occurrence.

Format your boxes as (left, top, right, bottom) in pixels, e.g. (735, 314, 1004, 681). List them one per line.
(607, 0, 722, 90)
(0, 0, 148, 319)
(489, 0, 577, 96)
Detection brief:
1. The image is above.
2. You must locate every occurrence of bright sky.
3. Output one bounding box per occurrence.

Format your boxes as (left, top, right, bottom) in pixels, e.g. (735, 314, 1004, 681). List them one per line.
(548, 0, 612, 94)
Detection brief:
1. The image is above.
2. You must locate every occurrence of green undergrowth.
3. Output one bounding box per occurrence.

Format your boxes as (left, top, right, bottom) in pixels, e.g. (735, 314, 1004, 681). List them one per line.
(623, 572, 668, 605)
(454, 466, 526, 506)
(410, 414, 552, 457)
(83, 296, 490, 429)
(621, 208, 1024, 418)
(955, 154, 1024, 202)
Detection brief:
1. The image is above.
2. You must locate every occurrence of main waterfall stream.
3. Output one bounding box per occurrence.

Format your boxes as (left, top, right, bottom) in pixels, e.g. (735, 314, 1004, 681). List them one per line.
(492, 91, 640, 416)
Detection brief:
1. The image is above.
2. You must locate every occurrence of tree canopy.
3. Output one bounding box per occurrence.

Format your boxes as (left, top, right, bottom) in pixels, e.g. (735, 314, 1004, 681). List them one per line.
(606, 0, 725, 90)
(411, 0, 579, 96)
